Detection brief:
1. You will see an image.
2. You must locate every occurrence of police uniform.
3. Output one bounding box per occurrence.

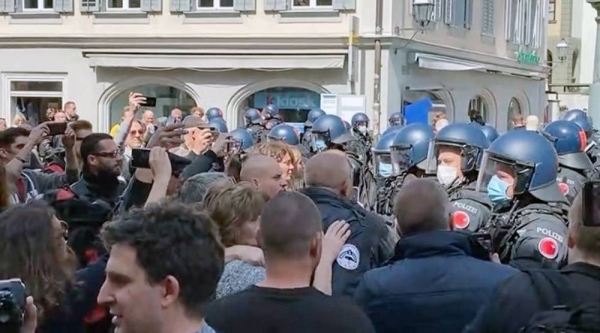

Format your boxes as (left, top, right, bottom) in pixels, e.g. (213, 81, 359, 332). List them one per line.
(301, 129, 313, 152)
(247, 124, 265, 143)
(556, 166, 587, 204)
(448, 182, 493, 233)
(486, 202, 569, 270)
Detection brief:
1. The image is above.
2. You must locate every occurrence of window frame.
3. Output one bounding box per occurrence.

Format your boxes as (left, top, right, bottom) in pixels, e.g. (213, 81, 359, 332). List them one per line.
(22, 0, 54, 11)
(549, 0, 556, 23)
(106, 0, 142, 11)
(1, 73, 67, 127)
(469, 96, 489, 123)
(291, 0, 333, 10)
(196, 0, 234, 10)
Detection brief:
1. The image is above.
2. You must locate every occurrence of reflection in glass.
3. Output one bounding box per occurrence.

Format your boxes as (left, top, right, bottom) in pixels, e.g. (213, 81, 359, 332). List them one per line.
(10, 97, 62, 127)
(10, 81, 62, 92)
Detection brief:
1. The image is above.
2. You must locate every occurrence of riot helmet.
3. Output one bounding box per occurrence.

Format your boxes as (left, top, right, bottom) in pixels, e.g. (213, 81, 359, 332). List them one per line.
(561, 109, 593, 138)
(382, 125, 404, 137)
(543, 120, 593, 171)
(389, 123, 434, 175)
(478, 124, 500, 143)
(311, 114, 356, 153)
(244, 108, 262, 125)
(372, 131, 397, 178)
(351, 112, 370, 135)
(388, 112, 404, 127)
(476, 129, 566, 207)
(264, 118, 281, 131)
(208, 118, 228, 133)
(305, 108, 326, 127)
(426, 123, 490, 185)
(343, 120, 352, 132)
(228, 128, 254, 152)
(262, 104, 279, 120)
(268, 124, 300, 146)
(206, 107, 223, 121)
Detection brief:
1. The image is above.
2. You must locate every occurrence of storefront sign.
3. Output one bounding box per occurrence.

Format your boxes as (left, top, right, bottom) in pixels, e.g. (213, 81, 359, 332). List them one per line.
(515, 49, 540, 65)
(253, 90, 320, 110)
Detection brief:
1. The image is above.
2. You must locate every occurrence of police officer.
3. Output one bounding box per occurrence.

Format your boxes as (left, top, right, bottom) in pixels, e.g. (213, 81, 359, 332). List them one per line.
(351, 113, 373, 148)
(388, 112, 404, 127)
(262, 104, 280, 122)
(389, 123, 435, 180)
(478, 124, 499, 143)
(427, 123, 492, 232)
(369, 127, 403, 218)
(206, 107, 223, 121)
(477, 130, 570, 270)
(544, 120, 595, 204)
(243, 108, 264, 143)
(302, 108, 326, 153)
(208, 118, 228, 133)
(561, 109, 600, 167)
(228, 128, 254, 153)
(268, 123, 311, 157)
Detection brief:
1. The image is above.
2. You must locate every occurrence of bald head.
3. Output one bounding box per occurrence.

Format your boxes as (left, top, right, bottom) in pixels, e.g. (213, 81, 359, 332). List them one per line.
(240, 154, 280, 181)
(304, 151, 351, 192)
(525, 115, 539, 131)
(394, 179, 451, 236)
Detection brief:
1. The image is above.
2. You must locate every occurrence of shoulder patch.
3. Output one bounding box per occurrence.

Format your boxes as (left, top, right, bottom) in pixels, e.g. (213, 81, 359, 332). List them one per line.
(452, 210, 470, 230)
(538, 237, 559, 260)
(558, 182, 569, 195)
(337, 244, 360, 271)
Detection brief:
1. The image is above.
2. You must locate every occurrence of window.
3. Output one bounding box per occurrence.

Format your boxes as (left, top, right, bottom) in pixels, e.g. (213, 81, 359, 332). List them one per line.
(468, 96, 488, 122)
(506, 0, 543, 47)
(2, 75, 65, 127)
(482, 0, 494, 35)
(292, 0, 333, 9)
(197, 0, 233, 9)
(452, 0, 472, 28)
(549, 0, 556, 22)
(107, 0, 141, 10)
(23, 0, 53, 10)
(508, 98, 522, 129)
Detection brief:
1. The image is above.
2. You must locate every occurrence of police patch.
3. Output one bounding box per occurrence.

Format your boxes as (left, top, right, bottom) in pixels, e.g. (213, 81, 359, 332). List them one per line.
(452, 210, 470, 230)
(558, 182, 569, 195)
(538, 237, 559, 260)
(337, 244, 360, 271)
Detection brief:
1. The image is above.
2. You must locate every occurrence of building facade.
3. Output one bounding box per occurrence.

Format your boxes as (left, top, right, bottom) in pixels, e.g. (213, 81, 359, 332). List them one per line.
(547, 0, 596, 110)
(0, 0, 548, 132)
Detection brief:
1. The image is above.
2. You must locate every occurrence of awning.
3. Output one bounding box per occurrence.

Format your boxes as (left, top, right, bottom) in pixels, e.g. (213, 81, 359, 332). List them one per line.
(413, 52, 485, 71)
(83, 53, 346, 70)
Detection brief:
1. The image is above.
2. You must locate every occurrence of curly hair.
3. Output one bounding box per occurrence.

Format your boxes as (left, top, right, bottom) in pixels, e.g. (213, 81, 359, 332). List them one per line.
(248, 141, 291, 163)
(203, 181, 265, 247)
(0, 200, 76, 323)
(101, 201, 224, 317)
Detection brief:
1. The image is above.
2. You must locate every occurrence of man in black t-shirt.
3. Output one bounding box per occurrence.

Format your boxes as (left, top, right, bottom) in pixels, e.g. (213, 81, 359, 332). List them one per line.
(206, 191, 375, 333)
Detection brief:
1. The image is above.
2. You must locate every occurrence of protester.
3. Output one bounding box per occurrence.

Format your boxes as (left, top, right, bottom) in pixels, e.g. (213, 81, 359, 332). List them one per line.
(239, 154, 288, 200)
(249, 141, 295, 181)
(354, 179, 517, 333)
(510, 112, 526, 129)
(179, 171, 227, 204)
(465, 192, 600, 332)
(303, 150, 392, 297)
(206, 191, 374, 333)
(98, 201, 223, 333)
(0, 200, 107, 332)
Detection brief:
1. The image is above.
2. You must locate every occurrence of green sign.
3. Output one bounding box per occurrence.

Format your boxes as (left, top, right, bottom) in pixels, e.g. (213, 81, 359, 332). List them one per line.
(516, 49, 540, 65)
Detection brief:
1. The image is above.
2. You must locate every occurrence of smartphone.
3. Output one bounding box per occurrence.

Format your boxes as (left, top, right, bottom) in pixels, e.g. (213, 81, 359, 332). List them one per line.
(140, 96, 157, 108)
(473, 233, 494, 253)
(0, 278, 27, 323)
(582, 180, 600, 227)
(131, 148, 192, 171)
(209, 127, 221, 138)
(47, 122, 68, 136)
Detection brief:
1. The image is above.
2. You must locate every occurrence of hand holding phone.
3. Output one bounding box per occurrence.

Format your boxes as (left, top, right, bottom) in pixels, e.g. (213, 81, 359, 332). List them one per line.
(47, 122, 68, 136)
(139, 96, 157, 108)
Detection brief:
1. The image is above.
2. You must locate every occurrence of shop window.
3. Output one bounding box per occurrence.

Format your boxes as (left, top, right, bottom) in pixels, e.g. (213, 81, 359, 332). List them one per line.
(468, 95, 488, 123)
(245, 87, 321, 126)
(23, 0, 53, 10)
(109, 85, 196, 128)
(3, 75, 65, 127)
(107, 0, 141, 10)
(197, 0, 233, 9)
(292, 0, 333, 9)
(508, 98, 522, 129)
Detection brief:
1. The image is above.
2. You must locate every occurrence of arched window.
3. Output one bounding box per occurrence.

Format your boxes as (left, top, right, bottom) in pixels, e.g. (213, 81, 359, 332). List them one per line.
(547, 49, 553, 84)
(244, 87, 321, 124)
(468, 95, 489, 123)
(508, 98, 522, 130)
(571, 49, 579, 83)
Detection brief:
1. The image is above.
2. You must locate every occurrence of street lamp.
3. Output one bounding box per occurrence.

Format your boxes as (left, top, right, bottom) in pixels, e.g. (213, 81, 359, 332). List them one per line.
(413, 0, 434, 29)
(556, 39, 569, 62)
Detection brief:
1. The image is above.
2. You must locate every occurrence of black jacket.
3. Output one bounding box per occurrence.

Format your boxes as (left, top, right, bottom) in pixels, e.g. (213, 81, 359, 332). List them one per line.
(301, 187, 392, 298)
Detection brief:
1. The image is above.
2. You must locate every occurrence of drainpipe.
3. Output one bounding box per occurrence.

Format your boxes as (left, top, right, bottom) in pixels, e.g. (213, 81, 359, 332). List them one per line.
(372, 0, 383, 137)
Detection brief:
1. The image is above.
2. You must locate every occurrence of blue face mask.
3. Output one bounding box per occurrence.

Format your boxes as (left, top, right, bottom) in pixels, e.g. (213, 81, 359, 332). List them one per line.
(487, 175, 512, 205)
(379, 163, 392, 178)
(314, 139, 327, 151)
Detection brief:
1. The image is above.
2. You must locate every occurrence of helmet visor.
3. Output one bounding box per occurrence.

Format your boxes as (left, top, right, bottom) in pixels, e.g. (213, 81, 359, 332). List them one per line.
(426, 140, 481, 174)
(390, 144, 413, 175)
(374, 153, 393, 178)
(475, 152, 534, 197)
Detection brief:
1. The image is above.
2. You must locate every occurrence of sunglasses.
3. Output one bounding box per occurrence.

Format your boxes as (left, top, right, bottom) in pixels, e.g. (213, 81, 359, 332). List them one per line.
(129, 130, 144, 136)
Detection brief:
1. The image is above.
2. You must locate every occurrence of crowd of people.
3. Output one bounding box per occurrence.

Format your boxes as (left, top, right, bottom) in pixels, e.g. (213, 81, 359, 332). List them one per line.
(0, 93, 599, 333)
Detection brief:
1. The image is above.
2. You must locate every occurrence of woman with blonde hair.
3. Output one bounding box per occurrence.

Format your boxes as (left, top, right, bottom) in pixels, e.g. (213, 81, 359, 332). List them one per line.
(249, 140, 295, 181)
(12, 112, 27, 127)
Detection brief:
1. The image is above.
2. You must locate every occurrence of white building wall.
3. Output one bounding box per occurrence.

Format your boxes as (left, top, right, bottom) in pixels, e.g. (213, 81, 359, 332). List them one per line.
(579, 1, 596, 84)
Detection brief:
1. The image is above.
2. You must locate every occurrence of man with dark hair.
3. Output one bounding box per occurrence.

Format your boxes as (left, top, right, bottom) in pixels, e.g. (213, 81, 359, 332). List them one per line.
(98, 201, 223, 333)
(465, 192, 600, 333)
(206, 191, 375, 333)
(355, 179, 517, 333)
(0, 123, 78, 204)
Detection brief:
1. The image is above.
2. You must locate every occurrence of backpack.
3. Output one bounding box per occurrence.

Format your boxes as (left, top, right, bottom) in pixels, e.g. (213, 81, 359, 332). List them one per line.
(519, 270, 600, 333)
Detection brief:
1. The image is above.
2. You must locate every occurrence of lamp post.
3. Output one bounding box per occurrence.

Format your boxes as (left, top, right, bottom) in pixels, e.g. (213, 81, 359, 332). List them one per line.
(413, 0, 434, 29)
(556, 39, 569, 63)
(587, 0, 600, 123)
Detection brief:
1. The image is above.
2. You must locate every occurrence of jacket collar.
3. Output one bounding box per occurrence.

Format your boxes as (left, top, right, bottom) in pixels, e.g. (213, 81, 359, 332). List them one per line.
(391, 230, 473, 261)
(562, 262, 600, 280)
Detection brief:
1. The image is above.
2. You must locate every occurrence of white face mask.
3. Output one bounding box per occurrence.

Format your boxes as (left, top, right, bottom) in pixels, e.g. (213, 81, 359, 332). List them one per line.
(358, 125, 367, 134)
(436, 165, 458, 186)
